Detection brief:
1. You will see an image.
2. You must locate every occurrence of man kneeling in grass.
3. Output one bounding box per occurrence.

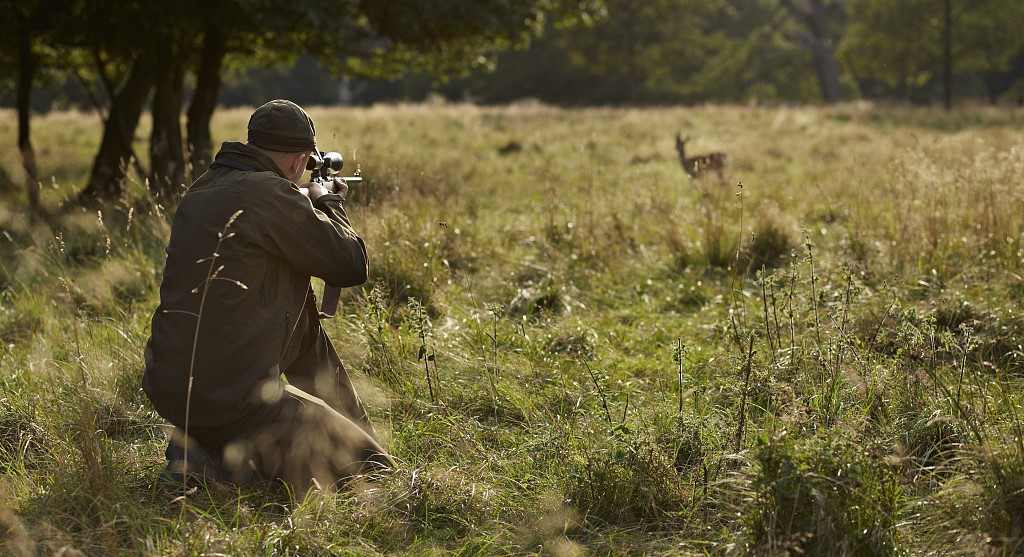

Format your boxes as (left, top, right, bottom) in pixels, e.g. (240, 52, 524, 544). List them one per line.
(142, 99, 393, 490)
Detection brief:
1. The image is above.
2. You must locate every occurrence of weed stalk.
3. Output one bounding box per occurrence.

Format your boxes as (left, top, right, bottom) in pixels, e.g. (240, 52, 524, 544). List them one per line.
(735, 334, 756, 451)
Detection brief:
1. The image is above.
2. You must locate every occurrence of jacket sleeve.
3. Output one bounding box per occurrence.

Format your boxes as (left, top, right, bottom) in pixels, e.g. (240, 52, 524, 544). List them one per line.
(248, 179, 368, 287)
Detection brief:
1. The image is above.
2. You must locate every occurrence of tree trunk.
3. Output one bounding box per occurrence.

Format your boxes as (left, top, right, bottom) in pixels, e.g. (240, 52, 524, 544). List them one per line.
(149, 43, 187, 199)
(79, 52, 157, 202)
(16, 19, 40, 211)
(187, 27, 227, 178)
(782, 0, 843, 104)
(942, 0, 953, 110)
(807, 0, 842, 103)
(981, 52, 1024, 105)
(983, 74, 1000, 105)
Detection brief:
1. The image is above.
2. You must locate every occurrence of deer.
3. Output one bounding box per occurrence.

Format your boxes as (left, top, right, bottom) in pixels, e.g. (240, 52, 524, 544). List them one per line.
(675, 133, 727, 182)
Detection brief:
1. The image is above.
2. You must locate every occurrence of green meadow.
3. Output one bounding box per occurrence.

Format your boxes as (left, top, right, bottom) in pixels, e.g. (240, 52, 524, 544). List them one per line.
(1, 103, 1024, 555)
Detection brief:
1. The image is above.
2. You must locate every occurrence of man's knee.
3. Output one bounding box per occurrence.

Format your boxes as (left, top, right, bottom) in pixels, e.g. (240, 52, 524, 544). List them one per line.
(220, 394, 393, 491)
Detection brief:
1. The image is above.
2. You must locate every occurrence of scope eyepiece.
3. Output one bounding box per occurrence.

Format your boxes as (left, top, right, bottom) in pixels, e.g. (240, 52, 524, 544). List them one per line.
(306, 150, 344, 173)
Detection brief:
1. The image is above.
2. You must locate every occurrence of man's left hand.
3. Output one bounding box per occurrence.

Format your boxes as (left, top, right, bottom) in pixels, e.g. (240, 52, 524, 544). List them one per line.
(330, 177, 349, 200)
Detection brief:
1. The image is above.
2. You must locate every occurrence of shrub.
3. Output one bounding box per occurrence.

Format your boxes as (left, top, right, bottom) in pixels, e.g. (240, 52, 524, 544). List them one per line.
(932, 298, 976, 332)
(899, 412, 962, 472)
(983, 454, 1024, 550)
(0, 400, 49, 470)
(746, 435, 902, 556)
(367, 257, 437, 318)
(0, 294, 44, 345)
(546, 331, 595, 360)
(740, 216, 796, 273)
(661, 285, 709, 313)
(700, 224, 736, 271)
(393, 468, 495, 540)
(564, 432, 687, 527)
(508, 281, 564, 319)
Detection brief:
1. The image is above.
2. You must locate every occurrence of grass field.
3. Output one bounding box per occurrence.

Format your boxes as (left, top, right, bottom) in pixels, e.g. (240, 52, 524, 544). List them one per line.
(1, 102, 1024, 555)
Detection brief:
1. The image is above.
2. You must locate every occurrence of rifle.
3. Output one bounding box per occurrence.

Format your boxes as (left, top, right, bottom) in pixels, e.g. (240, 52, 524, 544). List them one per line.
(300, 150, 363, 319)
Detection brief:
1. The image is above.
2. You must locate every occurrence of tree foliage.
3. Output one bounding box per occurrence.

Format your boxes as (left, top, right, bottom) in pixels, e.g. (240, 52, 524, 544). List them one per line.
(1, 0, 604, 203)
(839, 0, 1024, 101)
(3, 0, 1024, 208)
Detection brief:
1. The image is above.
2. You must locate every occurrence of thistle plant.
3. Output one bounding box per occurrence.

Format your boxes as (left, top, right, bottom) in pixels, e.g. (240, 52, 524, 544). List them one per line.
(735, 333, 756, 452)
(362, 282, 400, 385)
(672, 338, 686, 417)
(727, 182, 747, 344)
(407, 297, 436, 403)
(486, 302, 505, 416)
(367, 282, 388, 336)
(583, 359, 612, 426)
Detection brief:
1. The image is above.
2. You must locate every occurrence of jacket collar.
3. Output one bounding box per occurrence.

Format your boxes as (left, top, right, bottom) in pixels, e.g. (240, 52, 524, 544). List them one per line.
(211, 141, 288, 180)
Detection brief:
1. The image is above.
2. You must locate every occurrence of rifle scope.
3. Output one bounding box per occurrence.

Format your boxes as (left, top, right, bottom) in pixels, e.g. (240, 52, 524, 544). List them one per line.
(307, 151, 344, 174)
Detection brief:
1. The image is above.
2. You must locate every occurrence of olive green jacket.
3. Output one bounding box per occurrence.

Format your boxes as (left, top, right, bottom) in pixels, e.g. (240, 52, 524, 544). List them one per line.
(143, 142, 367, 428)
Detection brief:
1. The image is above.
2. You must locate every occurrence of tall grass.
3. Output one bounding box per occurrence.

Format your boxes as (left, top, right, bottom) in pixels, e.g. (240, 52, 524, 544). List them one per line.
(0, 102, 1022, 554)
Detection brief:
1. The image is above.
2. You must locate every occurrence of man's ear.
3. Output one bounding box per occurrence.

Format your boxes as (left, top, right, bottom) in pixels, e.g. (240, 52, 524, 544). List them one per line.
(291, 152, 308, 181)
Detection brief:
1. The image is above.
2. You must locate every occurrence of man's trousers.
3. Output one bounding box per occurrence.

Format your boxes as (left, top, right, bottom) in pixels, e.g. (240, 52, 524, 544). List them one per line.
(176, 299, 393, 490)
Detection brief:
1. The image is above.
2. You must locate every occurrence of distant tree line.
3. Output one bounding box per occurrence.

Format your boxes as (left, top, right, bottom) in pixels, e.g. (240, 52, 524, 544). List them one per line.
(2, 0, 1023, 211)
(419, 0, 1024, 107)
(0, 0, 600, 210)
(127, 0, 1024, 109)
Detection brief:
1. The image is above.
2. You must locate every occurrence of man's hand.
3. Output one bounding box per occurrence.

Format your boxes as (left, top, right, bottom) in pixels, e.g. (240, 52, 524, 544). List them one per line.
(330, 177, 349, 200)
(299, 178, 347, 201)
(299, 181, 330, 201)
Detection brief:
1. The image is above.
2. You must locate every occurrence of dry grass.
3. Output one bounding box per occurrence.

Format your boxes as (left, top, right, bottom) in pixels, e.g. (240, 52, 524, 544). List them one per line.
(0, 101, 1023, 554)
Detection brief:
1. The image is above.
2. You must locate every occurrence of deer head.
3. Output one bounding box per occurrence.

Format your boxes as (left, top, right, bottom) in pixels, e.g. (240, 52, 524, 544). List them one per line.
(675, 133, 689, 159)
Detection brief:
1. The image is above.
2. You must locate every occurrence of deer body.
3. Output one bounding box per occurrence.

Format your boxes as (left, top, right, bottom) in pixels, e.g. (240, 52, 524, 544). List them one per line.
(675, 133, 727, 181)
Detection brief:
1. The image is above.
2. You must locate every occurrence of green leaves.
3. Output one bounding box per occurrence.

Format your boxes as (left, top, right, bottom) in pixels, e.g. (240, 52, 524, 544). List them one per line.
(839, 0, 1024, 94)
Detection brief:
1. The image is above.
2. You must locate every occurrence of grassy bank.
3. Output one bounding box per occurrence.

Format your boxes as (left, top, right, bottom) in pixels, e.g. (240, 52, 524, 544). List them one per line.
(1, 102, 1024, 555)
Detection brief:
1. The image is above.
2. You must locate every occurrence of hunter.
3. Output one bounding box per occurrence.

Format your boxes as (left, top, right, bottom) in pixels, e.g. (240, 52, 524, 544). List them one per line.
(143, 99, 392, 489)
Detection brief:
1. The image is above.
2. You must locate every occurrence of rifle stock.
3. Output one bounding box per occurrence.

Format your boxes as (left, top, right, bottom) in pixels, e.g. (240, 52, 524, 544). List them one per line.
(320, 285, 341, 318)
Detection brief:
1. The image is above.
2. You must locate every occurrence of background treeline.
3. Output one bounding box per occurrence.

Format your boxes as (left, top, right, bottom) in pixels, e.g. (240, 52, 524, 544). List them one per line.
(3, 0, 1024, 209)
(0, 0, 601, 206)
(268, 0, 1024, 107)
(13, 0, 1024, 111)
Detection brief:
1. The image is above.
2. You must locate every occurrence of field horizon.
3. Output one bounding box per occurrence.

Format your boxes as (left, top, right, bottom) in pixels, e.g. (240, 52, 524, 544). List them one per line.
(2, 102, 1024, 555)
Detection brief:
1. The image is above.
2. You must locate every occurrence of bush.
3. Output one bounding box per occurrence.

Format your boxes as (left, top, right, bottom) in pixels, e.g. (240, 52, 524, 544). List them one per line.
(699, 223, 737, 271)
(508, 281, 564, 319)
(899, 412, 962, 472)
(367, 257, 437, 318)
(932, 297, 977, 332)
(0, 401, 49, 470)
(546, 331, 595, 360)
(739, 217, 796, 273)
(394, 468, 495, 540)
(564, 432, 687, 527)
(661, 285, 709, 313)
(0, 294, 44, 345)
(983, 455, 1024, 549)
(746, 435, 902, 556)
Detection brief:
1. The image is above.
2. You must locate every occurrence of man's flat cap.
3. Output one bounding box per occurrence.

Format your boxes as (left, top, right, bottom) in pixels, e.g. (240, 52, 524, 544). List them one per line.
(247, 99, 316, 152)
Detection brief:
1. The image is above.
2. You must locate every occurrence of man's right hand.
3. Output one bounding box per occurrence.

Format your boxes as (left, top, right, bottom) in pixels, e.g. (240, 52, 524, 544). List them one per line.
(300, 181, 330, 200)
(300, 178, 348, 201)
